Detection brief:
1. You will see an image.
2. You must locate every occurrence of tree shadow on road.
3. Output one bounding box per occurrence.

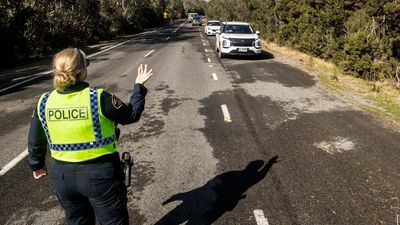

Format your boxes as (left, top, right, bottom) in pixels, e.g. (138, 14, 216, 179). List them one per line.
(154, 156, 280, 225)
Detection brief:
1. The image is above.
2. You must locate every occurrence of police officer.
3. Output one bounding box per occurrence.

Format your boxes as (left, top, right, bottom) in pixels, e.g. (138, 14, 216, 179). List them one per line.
(27, 48, 153, 225)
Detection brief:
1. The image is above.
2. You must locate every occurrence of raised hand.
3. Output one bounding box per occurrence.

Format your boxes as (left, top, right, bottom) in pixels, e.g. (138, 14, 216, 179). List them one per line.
(135, 64, 153, 85)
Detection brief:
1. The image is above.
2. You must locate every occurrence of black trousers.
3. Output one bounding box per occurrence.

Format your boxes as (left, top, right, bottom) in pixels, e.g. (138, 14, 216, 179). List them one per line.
(50, 153, 129, 225)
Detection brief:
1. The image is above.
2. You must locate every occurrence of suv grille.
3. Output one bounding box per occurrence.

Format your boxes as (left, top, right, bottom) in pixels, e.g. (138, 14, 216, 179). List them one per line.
(230, 38, 255, 47)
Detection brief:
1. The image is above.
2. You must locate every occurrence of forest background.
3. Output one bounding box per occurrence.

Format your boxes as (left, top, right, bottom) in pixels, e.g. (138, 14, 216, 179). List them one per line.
(0, 0, 204, 70)
(1, 0, 399, 83)
(207, 0, 400, 83)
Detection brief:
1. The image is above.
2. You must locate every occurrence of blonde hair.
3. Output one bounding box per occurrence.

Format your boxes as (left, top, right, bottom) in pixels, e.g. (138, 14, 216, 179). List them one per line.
(52, 48, 88, 90)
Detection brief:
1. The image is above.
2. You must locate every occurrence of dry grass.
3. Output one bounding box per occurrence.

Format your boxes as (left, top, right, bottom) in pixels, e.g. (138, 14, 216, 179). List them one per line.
(262, 40, 400, 130)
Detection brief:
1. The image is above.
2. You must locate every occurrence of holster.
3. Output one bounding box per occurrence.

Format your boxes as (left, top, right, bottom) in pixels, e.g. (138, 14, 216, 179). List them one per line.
(120, 152, 133, 187)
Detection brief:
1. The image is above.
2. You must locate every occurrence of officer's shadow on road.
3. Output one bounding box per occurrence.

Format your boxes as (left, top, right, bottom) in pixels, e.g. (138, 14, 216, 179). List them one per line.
(154, 156, 280, 225)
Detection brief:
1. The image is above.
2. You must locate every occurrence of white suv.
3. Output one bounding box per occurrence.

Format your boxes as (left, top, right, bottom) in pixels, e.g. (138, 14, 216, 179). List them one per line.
(205, 20, 221, 36)
(216, 22, 261, 58)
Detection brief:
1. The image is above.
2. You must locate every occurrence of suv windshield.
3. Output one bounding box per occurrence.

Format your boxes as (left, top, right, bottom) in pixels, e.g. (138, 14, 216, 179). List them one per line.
(208, 22, 221, 26)
(223, 25, 254, 34)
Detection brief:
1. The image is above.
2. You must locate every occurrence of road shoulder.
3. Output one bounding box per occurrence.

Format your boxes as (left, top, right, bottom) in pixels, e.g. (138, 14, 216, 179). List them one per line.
(261, 40, 400, 132)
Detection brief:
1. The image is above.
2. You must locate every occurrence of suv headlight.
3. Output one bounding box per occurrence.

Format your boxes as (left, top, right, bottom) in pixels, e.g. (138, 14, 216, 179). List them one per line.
(222, 39, 230, 48)
(254, 39, 261, 48)
(221, 35, 231, 48)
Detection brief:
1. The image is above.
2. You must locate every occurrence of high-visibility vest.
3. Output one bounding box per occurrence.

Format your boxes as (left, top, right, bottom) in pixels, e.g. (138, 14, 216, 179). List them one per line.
(37, 87, 117, 162)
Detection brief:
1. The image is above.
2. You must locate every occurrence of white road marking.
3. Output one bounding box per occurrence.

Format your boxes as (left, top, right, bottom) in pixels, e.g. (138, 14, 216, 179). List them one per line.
(0, 29, 163, 174)
(0, 149, 28, 176)
(207, 58, 211, 63)
(212, 73, 218, 80)
(254, 210, 269, 225)
(205, 49, 208, 52)
(0, 70, 53, 94)
(173, 22, 186, 33)
(144, 49, 155, 58)
(0, 32, 146, 94)
(143, 30, 157, 34)
(209, 65, 213, 68)
(166, 37, 170, 40)
(221, 104, 232, 122)
(202, 39, 205, 42)
(87, 39, 132, 58)
(203, 43, 206, 46)
(12, 76, 34, 81)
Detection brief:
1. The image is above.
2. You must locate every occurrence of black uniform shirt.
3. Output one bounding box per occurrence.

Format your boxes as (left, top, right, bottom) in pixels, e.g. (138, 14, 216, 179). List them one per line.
(28, 82, 147, 171)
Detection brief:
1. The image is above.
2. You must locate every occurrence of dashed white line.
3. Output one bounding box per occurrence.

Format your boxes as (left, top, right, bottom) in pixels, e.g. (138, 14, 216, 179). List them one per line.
(254, 210, 269, 225)
(203, 43, 206, 46)
(144, 49, 155, 58)
(87, 39, 132, 58)
(166, 37, 170, 40)
(146, 30, 157, 34)
(221, 104, 232, 122)
(207, 58, 211, 63)
(0, 71, 52, 94)
(0, 38, 135, 94)
(173, 22, 186, 33)
(0, 32, 151, 94)
(0, 149, 28, 176)
(212, 73, 218, 80)
(0, 29, 162, 175)
(205, 49, 208, 52)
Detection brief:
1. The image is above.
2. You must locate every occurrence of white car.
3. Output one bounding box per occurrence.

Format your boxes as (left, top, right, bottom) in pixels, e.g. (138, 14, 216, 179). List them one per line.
(204, 20, 221, 36)
(215, 22, 262, 58)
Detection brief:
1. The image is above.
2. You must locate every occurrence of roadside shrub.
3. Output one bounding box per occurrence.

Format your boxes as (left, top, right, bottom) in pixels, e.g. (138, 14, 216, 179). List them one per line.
(341, 31, 374, 79)
(370, 60, 393, 81)
(276, 22, 298, 46)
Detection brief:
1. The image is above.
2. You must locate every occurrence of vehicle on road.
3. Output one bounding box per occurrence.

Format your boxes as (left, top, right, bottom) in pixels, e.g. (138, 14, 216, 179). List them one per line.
(192, 16, 202, 26)
(188, 12, 198, 22)
(215, 22, 261, 58)
(205, 20, 221, 36)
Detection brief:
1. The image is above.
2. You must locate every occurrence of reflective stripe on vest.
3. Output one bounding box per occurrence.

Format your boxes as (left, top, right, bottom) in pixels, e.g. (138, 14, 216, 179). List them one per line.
(38, 88, 117, 152)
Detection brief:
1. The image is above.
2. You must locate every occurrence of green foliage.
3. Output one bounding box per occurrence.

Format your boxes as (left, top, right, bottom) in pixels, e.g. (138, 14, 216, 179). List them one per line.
(206, 0, 400, 82)
(341, 31, 372, 78)
(0, 0, 190, 70)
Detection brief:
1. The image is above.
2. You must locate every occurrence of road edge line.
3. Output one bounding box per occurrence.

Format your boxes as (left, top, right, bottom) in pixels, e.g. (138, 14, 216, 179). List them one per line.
(0, 148, 28, 176)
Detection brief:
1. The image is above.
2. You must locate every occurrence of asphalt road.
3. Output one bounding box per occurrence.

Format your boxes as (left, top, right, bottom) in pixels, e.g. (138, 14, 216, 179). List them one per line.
(0, 20, 399, 225)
